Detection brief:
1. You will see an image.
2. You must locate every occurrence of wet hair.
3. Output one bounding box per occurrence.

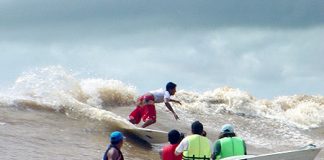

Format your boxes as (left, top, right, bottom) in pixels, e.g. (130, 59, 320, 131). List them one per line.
(218, 132, 236, 139)
(191, 121, 203, 135)
(166, 82, 177, 92)
(168, 129, 181, 144)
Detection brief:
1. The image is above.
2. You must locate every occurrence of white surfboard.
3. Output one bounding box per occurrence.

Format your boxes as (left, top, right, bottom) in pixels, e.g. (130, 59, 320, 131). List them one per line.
(124, 127, 168, 144)
(221, 147, 322, 160)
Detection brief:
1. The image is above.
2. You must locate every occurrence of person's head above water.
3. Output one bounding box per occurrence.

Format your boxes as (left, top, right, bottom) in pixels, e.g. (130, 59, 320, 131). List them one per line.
(168, 129, 181, 144)
(191, 121, 204, 135)
(110, 131, 125, 145)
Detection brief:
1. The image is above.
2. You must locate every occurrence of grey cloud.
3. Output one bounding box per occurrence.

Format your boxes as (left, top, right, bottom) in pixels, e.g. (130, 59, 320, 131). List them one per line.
(1, 0, 323, 45)
(1, 0, 323, 31)
(1, 0, 323, 98)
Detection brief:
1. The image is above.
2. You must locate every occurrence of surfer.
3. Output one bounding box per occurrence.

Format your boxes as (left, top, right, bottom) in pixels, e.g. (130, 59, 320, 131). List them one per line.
(128, 82, 181, 128)
(211, 124, 246, 160)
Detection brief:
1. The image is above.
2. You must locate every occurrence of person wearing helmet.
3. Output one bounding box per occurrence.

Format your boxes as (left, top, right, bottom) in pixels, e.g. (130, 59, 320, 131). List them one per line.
(128, 82, 181, 128)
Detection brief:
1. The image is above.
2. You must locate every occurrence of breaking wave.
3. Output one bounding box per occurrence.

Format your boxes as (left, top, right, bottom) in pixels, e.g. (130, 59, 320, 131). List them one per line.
(0, 66, 323, 130)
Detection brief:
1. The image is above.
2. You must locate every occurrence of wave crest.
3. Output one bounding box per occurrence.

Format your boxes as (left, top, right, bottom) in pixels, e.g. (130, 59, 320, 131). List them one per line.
(176, 87, 324, 129)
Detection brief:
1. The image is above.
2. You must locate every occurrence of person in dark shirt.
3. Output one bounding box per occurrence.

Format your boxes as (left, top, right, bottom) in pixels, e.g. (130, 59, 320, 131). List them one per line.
(103, 131, 125, 160)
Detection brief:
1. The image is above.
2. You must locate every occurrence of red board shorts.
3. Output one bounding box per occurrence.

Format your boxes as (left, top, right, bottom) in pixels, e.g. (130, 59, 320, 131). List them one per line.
(128, 94, 156, 124)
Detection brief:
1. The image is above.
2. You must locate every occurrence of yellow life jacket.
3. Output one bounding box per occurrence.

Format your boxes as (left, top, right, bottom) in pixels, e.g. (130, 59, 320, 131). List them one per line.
(183, 135, 211, 160)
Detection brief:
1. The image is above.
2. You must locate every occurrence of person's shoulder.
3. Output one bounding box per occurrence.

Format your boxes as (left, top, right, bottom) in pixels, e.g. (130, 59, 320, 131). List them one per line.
(178, 136, 190, 145)
(163, 144, 175, 151)
(183, 135, 191, 140)
(108, 147, 120, 158)
(235, 136, 244, 141)
(164, 90, 171, 98)
(200, 135, 212, 142)
(108, 147, 118, 154)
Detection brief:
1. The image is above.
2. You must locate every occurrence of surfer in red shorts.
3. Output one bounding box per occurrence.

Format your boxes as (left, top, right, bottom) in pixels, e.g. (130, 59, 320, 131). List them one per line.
(128, 82, 181, 128)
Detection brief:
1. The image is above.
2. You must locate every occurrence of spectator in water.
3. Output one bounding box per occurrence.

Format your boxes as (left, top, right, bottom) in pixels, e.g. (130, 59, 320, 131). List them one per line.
(160, 129, 184, 160)
(211, 124, 246, 160)
(103, 131, 125, 160)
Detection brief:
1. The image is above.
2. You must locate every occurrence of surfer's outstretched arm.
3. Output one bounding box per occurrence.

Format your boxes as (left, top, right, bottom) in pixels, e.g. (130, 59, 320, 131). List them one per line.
(169, 99, 182, 105)
(165, 102, 179, 120)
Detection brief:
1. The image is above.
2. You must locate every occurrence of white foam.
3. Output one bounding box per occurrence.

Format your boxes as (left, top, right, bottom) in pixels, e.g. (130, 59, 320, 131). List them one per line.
(0, 66, 138, 129)
(176, 87, 324, 129)
(80, 79, 137, 108)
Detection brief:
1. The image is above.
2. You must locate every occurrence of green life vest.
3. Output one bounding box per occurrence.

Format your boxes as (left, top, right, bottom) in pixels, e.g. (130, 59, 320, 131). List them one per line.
(183, 135, 211, 160)
(219, 137, 245, 159)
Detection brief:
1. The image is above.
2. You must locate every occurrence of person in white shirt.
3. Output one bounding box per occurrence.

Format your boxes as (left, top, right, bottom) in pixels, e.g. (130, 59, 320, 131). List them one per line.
(128, 82, 181, 128)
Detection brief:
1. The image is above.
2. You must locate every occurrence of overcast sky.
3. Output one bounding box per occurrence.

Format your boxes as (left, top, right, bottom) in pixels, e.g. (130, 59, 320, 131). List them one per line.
(1, 0, 323, 98)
